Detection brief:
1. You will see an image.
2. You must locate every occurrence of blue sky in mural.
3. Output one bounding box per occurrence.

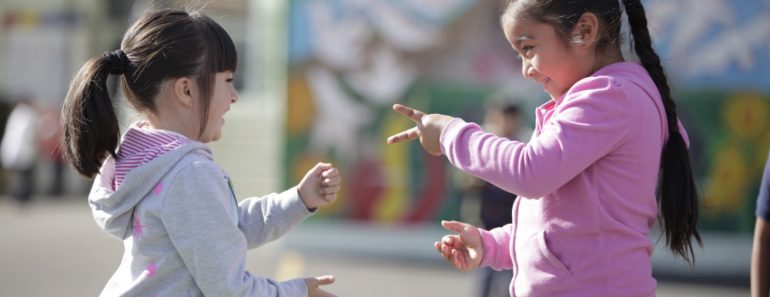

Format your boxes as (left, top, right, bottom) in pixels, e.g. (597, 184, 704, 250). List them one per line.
(288, 3, 312, 65)
(648, 0, 770, 91)
(288, 0, 477, 65)
(291, 0, 770, 91)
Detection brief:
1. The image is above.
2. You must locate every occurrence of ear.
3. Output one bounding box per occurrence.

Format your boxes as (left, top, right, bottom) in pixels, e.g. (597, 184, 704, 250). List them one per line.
(570, 12, 600, 47)
(172, 77, 194, 108)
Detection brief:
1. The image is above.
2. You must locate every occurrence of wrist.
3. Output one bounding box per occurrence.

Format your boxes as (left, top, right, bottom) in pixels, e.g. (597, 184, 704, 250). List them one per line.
(296, 187, 317, 211)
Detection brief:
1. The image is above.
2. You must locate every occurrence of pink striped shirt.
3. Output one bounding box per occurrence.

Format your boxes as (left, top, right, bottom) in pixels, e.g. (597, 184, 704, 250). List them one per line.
(114, 122, 189, 189)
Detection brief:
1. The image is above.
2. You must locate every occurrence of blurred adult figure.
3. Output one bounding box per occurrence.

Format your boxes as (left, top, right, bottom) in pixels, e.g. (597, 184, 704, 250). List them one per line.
(1, 97, 39, 205)
(38, 107, 65, 196)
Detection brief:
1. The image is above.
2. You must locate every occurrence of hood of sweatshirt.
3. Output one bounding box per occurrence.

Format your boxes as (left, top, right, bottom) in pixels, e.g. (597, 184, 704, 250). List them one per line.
(88, 142, 212, 239)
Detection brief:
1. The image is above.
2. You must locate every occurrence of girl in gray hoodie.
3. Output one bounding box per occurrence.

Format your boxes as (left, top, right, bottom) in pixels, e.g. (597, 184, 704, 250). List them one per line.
(62, 9, 340, 297)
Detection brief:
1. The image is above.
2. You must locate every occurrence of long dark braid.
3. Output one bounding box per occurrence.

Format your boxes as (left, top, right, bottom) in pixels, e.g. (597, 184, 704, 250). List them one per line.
(622, 0, 702, 264)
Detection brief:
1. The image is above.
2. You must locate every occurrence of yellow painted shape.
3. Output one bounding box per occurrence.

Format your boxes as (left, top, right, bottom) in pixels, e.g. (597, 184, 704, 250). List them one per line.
(287, 75, 316, 136)
(704, 146, 748, 216)
(374, 110, 413, 222)
(723, 93, 769, 140)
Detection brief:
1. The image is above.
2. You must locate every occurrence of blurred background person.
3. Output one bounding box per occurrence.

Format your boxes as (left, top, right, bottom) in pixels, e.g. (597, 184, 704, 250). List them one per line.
(38, 107, 65, 197)
(0, 96, 39, 205)
(457, 101, 529, 297)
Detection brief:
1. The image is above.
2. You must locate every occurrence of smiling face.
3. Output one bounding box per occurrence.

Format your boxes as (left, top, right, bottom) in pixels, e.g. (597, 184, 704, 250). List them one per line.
(502, 12, 595, 99)
(198, 71, 238, 142)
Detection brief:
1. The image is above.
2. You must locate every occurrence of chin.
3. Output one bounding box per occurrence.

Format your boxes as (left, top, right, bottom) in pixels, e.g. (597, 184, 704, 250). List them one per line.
(210, 133, 222, 142)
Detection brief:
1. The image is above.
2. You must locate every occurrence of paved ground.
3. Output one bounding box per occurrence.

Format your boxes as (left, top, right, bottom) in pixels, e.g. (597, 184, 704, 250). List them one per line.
(0, 197, 750, 297)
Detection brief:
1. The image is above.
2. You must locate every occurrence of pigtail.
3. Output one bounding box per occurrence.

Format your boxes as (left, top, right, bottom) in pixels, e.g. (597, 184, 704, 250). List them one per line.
(622, 0, 702, 264)
(62, 51, 126, 178)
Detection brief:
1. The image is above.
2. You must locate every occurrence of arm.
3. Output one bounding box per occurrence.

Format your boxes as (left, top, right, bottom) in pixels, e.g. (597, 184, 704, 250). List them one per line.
(753, 153, 770, 297)
(237, 187, 314, 249)
(162, 161, 307, 297)
(752, 218, 770, 297)
(441, 78, 633, 198)
(239, 162, 340, 249)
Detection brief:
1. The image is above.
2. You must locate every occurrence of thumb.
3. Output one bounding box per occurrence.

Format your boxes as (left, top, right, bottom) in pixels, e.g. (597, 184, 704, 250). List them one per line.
(306, 275, 335, 287)
(441, 220, 472, 234)
(310, 162, 333, 176)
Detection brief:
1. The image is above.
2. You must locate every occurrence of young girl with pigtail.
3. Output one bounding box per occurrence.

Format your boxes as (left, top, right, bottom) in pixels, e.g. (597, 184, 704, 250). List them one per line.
(63, 9, 340, 297)
(388, 1, 701, 296)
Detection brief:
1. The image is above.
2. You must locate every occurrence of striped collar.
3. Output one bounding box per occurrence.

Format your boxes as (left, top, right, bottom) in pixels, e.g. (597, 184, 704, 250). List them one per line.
(113, 122, 190, 189)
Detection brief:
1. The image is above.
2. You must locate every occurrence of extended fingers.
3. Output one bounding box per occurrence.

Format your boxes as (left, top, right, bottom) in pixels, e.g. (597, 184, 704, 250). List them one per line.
(387, 127, 421, 144)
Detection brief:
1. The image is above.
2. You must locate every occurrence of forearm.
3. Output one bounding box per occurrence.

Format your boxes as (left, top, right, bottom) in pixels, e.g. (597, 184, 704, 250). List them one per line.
(752, 218, 770, 297)
(238, 187, 314, 248)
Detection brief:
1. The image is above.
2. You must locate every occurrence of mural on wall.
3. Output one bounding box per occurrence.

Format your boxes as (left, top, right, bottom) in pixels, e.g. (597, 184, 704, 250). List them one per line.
(285, 0, 770, 233)
(646, 0, 770, 234)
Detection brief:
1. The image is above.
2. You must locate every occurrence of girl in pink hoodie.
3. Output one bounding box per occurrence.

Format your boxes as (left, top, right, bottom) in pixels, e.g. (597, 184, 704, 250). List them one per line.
(388, 1, 701, 296)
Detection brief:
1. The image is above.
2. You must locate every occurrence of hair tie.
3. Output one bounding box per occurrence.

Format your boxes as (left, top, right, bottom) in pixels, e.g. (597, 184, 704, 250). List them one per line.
(103, 50, 129, 75)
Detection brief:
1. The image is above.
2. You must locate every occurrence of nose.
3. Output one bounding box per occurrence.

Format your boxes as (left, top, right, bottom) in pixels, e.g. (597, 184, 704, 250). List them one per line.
(521, 60, 536, 80)
(231, 89, 239, 104)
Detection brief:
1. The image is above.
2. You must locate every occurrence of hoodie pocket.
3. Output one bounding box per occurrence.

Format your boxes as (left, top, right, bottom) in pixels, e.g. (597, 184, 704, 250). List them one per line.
(536, 230, 572, 277)
(519, 230, 572, 280)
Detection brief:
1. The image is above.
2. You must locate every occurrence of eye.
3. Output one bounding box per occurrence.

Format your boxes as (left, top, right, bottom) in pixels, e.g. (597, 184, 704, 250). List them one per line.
(522, 46, 534, 54)
(226, 78, 234, 83)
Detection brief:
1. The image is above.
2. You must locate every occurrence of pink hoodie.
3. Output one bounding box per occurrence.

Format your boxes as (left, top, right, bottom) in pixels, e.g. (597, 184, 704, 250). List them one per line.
(440, 62, 682, 297)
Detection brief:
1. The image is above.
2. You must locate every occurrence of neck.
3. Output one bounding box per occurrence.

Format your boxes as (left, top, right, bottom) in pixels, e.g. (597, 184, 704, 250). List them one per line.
(146, 103, 200, 140)
(591, 46, 625, 73)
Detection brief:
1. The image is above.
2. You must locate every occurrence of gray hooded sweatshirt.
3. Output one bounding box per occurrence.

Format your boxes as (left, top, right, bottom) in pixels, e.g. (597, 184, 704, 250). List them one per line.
(89, 141, 312, 296)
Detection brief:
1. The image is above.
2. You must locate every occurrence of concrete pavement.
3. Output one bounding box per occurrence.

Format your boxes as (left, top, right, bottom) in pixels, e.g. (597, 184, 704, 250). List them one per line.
(0, 197, 749, 297)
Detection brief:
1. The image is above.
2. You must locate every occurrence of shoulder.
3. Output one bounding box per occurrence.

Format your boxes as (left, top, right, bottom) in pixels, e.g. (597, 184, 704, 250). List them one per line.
(558, 75, 639, 120)
(160, 151, 230, 208)
(172, 151, 224, 181)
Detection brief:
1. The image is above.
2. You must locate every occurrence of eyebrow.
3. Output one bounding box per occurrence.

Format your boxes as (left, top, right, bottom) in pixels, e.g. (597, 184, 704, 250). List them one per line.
(514, 34, 534, 46)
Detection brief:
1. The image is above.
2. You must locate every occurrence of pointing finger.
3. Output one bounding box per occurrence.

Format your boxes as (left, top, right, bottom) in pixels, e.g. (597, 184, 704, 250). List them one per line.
(393, 104, 427, 124)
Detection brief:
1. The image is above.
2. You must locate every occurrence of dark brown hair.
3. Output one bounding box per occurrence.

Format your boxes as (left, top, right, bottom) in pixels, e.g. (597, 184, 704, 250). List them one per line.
(62, 9, 237, 178)
(503, 0, 702, 264)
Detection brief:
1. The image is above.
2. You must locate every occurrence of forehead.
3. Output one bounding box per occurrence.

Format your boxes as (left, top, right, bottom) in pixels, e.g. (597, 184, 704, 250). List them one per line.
(502, 14, 556, 44)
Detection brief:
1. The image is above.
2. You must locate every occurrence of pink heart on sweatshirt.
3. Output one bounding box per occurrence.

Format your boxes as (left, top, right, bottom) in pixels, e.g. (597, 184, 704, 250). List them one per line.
(147, 262, 157, 278)
(153, 182, 163, 195)
(133, 217, 144, 238)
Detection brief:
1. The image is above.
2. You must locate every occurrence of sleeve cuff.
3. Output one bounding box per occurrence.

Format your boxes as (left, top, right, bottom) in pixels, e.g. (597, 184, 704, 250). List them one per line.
(280, 278, 309, 297)
(439, 117, 468, 155)
(478, 227, 498, 268)
(283, 186, 316, 218)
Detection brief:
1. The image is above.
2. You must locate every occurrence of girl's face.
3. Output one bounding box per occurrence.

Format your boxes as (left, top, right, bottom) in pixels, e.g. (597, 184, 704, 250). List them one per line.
(199, 71, 238, 143)
(502, 13, 594, 99)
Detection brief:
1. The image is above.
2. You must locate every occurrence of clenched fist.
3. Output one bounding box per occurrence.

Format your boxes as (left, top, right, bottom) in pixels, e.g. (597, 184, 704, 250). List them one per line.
(297, 162, 341, 210)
